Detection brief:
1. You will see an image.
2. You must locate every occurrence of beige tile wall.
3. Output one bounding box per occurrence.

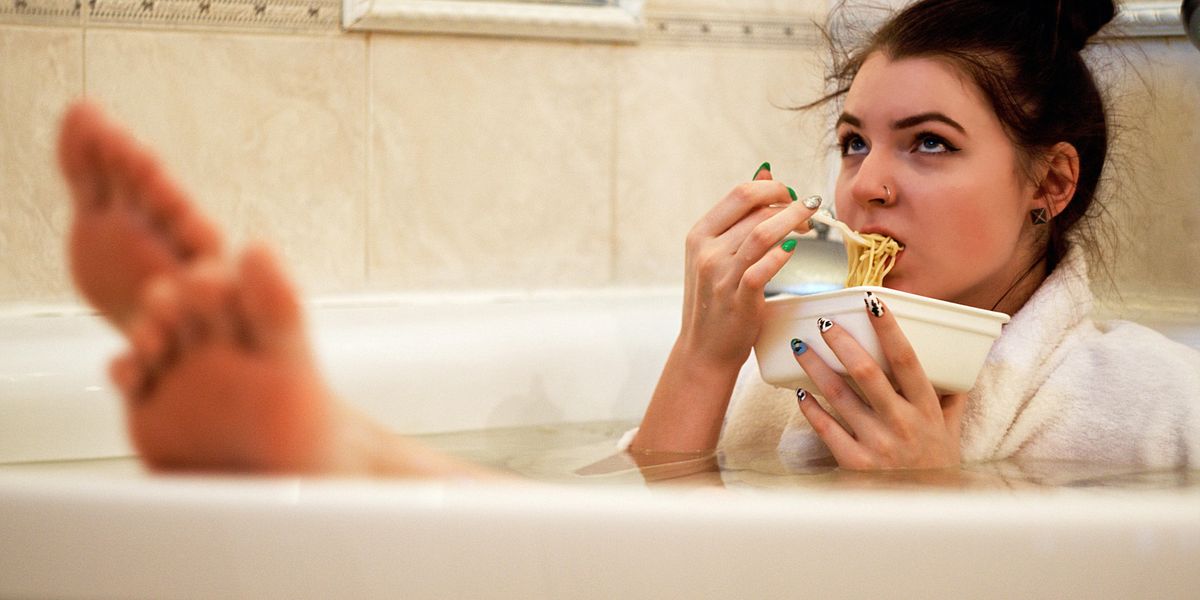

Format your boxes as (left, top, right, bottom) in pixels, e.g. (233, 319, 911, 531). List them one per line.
(367, 35, 616, 290)
(1, 14, 1198, 317)
(0, 26, 82, 304)
(1093, 38, 1200, 316)
(614, 42, 830, 284)
(84, 29, 369, 296)
(0, 21, 830, 304)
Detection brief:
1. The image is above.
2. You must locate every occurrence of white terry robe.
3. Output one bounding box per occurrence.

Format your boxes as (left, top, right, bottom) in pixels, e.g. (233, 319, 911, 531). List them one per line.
(720, 246, 1200, 468)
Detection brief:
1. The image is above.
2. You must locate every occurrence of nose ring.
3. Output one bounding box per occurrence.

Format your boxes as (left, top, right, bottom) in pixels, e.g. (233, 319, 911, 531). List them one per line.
(882, 184, 892, 201)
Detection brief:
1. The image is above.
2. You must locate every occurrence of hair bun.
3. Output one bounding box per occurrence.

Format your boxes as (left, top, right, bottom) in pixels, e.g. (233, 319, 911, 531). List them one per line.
(1053, 0, 1116, 52)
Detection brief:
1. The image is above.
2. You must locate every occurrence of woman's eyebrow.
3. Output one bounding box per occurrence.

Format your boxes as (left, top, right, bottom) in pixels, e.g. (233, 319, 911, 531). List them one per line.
(893, 112, 966, 134)
(836, 112, 862, 128)
(836, 111, 966, 135)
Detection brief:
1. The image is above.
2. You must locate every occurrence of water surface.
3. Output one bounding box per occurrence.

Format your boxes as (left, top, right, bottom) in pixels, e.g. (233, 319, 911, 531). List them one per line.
(4, 420, 1197, 492)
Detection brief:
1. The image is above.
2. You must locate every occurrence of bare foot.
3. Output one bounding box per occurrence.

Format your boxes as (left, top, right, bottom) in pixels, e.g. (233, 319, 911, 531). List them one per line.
(59, 100, 222, 329)
(109, 244, 496, 478)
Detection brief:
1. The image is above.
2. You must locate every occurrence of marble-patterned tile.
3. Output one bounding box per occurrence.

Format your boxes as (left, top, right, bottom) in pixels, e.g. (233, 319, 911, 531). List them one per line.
(614, 43, 832, 284)
(85, 29, 368, 296)
(368, 35, 615, 290)
(0, 26, 84, 305)
(1092, 39, 1200, 314)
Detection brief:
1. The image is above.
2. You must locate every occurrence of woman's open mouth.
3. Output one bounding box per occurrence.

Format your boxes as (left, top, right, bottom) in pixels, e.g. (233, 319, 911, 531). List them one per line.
(858, 226, 905, 250)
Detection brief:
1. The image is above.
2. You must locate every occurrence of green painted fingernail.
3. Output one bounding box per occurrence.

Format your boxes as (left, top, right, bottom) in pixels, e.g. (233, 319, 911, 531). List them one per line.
(787, 186, 798, 201)
(754, 162, 771, 178)
(781, 239, 797, 252)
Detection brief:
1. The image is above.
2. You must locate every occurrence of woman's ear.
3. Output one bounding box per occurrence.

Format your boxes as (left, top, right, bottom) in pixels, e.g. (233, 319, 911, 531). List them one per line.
(1034, 142, 1080, 218)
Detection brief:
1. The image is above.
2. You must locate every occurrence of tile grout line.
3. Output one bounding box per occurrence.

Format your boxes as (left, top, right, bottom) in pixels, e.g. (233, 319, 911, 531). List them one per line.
(607, 43, 619, 286)
(80, 6, 86, 96)
(363, 32, 372, 286)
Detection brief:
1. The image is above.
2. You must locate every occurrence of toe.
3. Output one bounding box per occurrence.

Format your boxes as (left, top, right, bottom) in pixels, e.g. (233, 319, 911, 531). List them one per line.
(58, 100, 109, 212)
(57, 101, 91, 185)
(179, 260, 236, 344)
(170, 209, 224, 262)
(98, 126, 145, 214)
(235, 243, 305, 352)
(128, 312, 167, 368)
(109, 351, 146, 403)
(141, 274, 185, 357)
(114, 139, 160, 215)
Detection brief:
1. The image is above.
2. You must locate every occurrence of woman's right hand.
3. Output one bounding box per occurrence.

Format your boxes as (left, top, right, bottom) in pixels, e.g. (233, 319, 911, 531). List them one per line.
(676, 165, 821, 371)
(630, 164, 820, 454)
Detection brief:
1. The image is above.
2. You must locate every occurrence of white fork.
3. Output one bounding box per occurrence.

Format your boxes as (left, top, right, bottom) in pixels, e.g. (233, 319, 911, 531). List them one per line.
(808, 206, 870, 246)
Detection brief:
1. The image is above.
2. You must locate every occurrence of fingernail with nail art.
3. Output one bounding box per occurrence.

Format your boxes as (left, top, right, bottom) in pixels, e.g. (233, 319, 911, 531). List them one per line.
(865, 291, 885, 318)
(817, 317, 834, 333)
(796, 388, 808, 403)
(802, 195, 822, 210)
(790, 338, 807, 355)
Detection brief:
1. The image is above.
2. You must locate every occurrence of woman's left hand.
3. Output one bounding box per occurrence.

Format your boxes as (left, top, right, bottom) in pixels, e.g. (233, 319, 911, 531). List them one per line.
(791, 292, 965, 470)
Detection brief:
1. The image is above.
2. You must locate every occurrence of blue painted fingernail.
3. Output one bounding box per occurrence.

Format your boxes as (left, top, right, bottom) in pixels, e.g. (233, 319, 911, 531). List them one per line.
(865, 291, 885, 318)
(790, 338, 808, 355)
(817, 317, 834, 333)
(796, 388, 808, 403)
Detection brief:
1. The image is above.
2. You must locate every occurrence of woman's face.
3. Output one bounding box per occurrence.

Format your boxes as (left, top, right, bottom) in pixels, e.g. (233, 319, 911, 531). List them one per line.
(834, 52, 1040, 310)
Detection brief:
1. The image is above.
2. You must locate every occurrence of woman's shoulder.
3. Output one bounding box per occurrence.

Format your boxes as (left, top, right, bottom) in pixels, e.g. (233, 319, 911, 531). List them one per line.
(1094, 318, 1200, 359)
(1016, 315, 1200, 468)
(1066, 316, 1200, 388)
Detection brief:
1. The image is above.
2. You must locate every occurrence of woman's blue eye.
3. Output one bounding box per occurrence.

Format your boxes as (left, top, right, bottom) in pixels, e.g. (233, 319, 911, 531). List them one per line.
(915, 133, 957, 154)
(841, 134, 868, 156)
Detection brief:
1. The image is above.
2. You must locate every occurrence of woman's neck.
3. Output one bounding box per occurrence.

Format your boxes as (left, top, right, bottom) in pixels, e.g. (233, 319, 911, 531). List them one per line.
(988, 256, 1049, 315)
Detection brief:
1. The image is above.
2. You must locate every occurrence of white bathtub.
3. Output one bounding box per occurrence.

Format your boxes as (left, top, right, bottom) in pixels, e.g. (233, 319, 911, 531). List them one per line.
(1, 291, 1198, 599)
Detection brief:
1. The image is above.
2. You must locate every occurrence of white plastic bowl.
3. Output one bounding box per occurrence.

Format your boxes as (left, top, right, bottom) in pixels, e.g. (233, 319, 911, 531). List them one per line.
(755, 286, 1011, 395)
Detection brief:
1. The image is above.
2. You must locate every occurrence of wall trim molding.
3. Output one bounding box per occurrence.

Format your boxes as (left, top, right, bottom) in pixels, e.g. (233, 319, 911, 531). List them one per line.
(640, 11, 820, 47)
(0, 1, 1187, 42)
(0, 0, 341, 30)
(342, 0, 643, 42)
(0, 0, 78, 24)
(1110, 1, 1188, 38)
(90, 0, 340, 31)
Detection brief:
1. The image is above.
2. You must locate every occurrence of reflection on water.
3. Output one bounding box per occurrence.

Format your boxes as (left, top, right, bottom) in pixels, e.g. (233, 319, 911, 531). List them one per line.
(417, 420, 1200, 492)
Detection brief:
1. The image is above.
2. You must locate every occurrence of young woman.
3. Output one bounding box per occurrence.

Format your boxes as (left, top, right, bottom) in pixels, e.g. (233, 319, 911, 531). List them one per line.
(60, 0, 1198, 476)
(631, 0, 1200, 470)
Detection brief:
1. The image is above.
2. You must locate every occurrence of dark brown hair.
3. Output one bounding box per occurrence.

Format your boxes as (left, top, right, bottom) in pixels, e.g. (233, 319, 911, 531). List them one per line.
(810, 0, 1118, 274)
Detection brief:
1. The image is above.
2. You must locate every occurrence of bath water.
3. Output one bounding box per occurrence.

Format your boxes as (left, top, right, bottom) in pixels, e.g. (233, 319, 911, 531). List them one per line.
(414, 420, 1200, 491)
(4, 419, 1198, 491)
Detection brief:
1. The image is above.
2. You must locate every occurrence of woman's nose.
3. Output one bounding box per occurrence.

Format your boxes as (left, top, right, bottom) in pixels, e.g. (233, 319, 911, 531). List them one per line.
(849, 154, 896, 208)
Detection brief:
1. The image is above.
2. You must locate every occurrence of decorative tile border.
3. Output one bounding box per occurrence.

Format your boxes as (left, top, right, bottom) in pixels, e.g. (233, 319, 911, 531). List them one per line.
(0, 0, 340, 30)
(642, 12, 820, 47)
(0, 0, 1187, 41)
(90, 0, 340, 30)
(0, 0, 80, 24)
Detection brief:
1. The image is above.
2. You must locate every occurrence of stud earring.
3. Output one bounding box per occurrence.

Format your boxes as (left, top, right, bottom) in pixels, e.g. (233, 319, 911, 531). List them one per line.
(1030, 208, 1049, 225)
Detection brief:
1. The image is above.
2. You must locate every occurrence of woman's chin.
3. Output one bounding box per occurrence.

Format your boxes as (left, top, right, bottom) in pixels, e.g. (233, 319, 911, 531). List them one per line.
(879, 274, 916, 294)
(880, 276, 942, 302)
